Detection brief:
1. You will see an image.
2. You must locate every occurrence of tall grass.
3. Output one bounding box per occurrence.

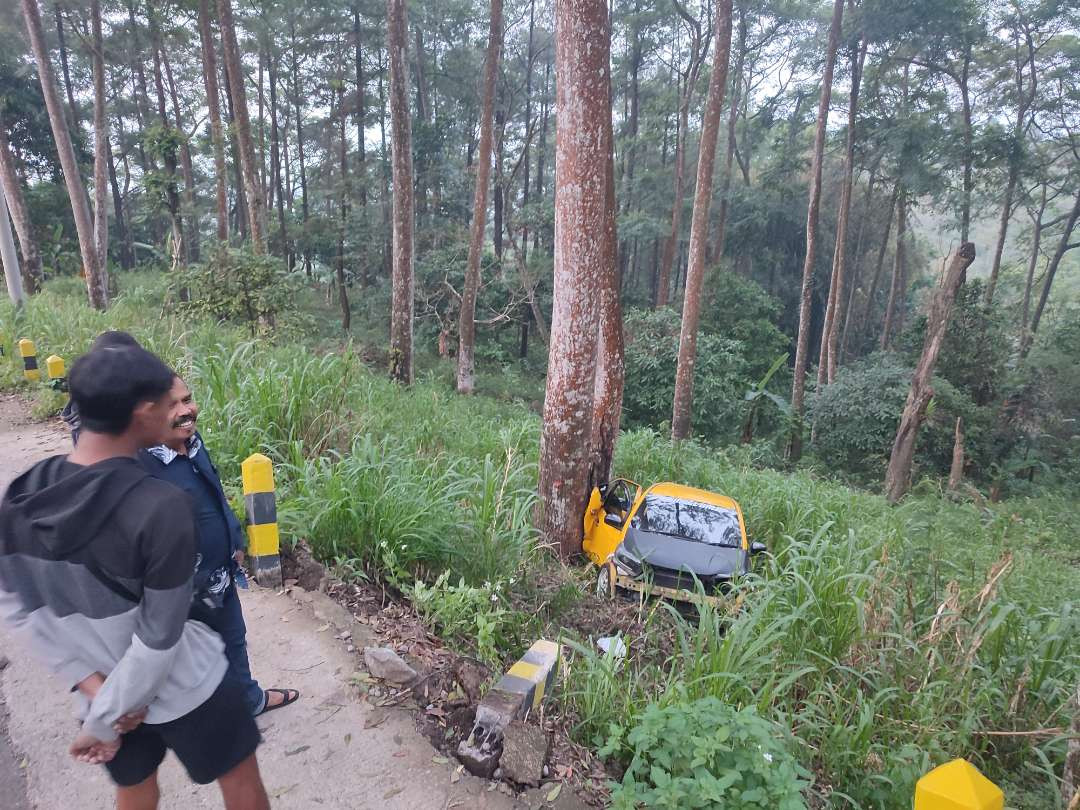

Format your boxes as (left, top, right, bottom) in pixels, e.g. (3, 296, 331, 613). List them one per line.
(3, 277, 1079, 806)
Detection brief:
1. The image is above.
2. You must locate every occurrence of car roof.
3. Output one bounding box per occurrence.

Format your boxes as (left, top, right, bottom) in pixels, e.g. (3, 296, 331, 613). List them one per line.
(644, 482, 741, 511)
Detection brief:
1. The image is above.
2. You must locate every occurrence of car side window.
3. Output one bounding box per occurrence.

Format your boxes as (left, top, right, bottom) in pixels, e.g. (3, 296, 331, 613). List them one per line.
(603, 481, 632, 521)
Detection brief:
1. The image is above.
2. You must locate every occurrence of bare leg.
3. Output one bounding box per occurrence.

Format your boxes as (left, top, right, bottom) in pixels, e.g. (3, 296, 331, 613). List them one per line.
(218, 753, 270, 810)
(116, 771, 160, 810)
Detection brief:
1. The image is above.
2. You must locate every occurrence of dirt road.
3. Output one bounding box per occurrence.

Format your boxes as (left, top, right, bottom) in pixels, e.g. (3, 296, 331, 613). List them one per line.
(0, 395, 535, 809)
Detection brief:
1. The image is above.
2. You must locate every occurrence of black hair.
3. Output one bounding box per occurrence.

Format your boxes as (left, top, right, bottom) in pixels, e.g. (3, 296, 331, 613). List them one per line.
(90, 330, 140, 351)
(68, 345, 175, 435)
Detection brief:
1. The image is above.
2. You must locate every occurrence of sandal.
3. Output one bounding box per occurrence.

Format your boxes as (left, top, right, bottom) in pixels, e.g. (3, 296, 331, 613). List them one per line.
(259, 688, 300, 715)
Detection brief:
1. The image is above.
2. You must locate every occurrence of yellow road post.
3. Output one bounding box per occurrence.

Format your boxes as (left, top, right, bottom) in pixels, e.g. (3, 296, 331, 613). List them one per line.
(241, 453, 283, 588)
(18, 339, 38, 382)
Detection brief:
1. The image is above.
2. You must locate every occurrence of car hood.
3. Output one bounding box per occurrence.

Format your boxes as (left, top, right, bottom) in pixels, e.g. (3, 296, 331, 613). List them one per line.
(620, 527, 747, 578)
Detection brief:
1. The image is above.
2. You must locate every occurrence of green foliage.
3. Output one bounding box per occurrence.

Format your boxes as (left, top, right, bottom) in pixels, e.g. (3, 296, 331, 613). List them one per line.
(700, 271, 792, 382)
(173, 249, 307, 336)
(622, 308, 749, 441)
(602, 698, 809, 809)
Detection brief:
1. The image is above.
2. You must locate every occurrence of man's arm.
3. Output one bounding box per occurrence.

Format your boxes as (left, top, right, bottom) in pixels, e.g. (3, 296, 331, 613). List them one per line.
(79, 492, 199, 743)
(0, 587, 98, 688)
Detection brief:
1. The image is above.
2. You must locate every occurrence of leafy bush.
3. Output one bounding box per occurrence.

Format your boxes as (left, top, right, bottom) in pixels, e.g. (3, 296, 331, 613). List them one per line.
(174, 248, 306, 336)
(622, 308, 749, 441)
(602, 698, 808, 809)
(700, 270, 792, 382)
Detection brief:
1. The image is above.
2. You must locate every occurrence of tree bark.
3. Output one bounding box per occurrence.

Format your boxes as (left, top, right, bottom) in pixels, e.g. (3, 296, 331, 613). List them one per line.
(198, 0, 228, 243)
(0, 120, 43, 292)
(267, 52, 288, 264)
(90, 0, 109, 277)
(537, 0, 612, 557)
(290, 22, 310, 273)
(839, 172, 877, 363)
(884, 243, 976, 503)
(0, 182, 25, 306)
(456, 0, 503, 394)
(787, 0, 845, 460)
(353, 4, 368, 208)
(22, 0, 107, 309)
(106, 124, 133, 270)
(149, 9, 185, 266)
(533, 56, 550, 253)
(711, 6, 746, 268)
(818, 29, 865, 386)
(55, 3, 79, 127)
(217, 0, 267, 252)
(670, 0, 733, 440)
(387, 0, 415, 383)
(881, 194, 908, 350)
(1020, 184, 1047, 345)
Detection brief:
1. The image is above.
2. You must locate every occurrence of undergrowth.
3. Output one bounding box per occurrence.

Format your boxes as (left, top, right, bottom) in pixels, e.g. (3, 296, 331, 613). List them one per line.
(1, 276, 1077, 808)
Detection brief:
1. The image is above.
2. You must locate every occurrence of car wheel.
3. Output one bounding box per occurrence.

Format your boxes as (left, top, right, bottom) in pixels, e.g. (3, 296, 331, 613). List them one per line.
(596, 565, 612, 599)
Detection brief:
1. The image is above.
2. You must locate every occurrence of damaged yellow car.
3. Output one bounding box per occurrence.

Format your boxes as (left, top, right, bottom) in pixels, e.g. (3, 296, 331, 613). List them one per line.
(583, 480, 765, 607)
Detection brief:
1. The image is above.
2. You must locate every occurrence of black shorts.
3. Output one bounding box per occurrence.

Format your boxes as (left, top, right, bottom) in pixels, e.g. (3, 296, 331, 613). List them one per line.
(104, 676, 261, 787)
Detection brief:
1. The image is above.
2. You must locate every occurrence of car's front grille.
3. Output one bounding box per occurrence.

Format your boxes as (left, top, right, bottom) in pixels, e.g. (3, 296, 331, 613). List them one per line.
(644, 566, 731, 595)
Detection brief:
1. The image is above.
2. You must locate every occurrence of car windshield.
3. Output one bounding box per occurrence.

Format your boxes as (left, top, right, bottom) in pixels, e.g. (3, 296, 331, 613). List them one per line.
(630, 495, 743, 548)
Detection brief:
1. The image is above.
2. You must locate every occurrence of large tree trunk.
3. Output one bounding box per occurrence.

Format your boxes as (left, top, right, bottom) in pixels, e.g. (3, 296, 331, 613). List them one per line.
(884, 243, 976, 503)
(537, 0, 612, 558)
(670, 0, 734, 440)
(217, 0, 267, 252)
(457, 0, 503, 393)
(881, 193, 908, 350)
(219, 41, 248, 242)
(787, 0, 845, 460)
(590, 139, 623, 485)
(818, 30, 865, 386)
(21, 0, 107, 309)
(1019, 188, 1080, 360)
(0, 120, 43, 292)
(456, 0, 503, 394)
(198, 0, 228, 243)
(0, 182, 25, 306)
(387, 0, 415, 383)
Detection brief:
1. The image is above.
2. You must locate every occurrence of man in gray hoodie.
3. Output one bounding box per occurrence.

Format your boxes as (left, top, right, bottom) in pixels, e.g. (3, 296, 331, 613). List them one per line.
(0, 344, 269, 810)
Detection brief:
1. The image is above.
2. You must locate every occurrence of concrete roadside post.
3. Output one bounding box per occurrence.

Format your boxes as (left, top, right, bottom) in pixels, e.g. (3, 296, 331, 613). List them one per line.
(241, 453, 283, 589)
(45, 355, 66, 391)
(18, 339, 38, 382)
(914, 759, 1004, 810)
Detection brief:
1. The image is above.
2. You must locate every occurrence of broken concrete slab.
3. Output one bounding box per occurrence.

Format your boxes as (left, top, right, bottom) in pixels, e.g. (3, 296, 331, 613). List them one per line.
(499, 721, 551, 786)
(364, 646, 418, 685)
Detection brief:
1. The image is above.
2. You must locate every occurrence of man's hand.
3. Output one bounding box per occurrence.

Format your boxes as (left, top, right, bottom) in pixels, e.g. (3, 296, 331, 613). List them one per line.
(70, 730, 121, 764)
(113, 707, 148, 734)
(75, 672, 105, 700)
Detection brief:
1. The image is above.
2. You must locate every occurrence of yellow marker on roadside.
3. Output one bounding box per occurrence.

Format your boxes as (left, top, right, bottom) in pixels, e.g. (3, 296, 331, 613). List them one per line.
(46, 355, 65, 380)
(18, 339, 39, 381)
(241, 453, 282, 588)
(915, 759, 1003, 810)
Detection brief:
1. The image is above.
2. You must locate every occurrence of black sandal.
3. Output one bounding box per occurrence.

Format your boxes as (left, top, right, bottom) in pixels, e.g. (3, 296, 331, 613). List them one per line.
(259, 688, 300, 715)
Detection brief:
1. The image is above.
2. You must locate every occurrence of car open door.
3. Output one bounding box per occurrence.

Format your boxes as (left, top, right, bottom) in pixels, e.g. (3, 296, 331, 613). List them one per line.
(583, 479, 639, 564)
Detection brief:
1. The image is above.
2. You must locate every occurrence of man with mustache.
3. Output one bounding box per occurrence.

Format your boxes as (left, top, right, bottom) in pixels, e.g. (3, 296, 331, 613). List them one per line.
(140, 375, 298, 716)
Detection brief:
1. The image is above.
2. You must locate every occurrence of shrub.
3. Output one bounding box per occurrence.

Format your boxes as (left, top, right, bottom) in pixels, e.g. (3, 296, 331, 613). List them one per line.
(602, 697, 809, 809)
(622, 308, 749, 441)
(174, 248, 305, 336)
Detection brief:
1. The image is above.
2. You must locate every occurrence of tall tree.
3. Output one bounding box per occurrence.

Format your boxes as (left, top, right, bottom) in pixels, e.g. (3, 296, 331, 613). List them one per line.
(161, 46, 199, 262)
(148, 7, 184, 265)
(336, 75, 352, 332)
(818, 17, 866, 385)
(0, 183, 25, 306)
(1019, 188, 1080, 360)
(670, 0, 734, 440)
(0, 120, 43, 293)
(387, 0, 415, 383)
(884, 243, 976, 503)
(198, 0, 228, 243)
(90, 0, 109, 278)
(537, 0, 614, 557)
(787, 0, 845, 460)
(21, 0, 107, 309)
(456, 0, 503, 394)
(217, 0, 267, 252)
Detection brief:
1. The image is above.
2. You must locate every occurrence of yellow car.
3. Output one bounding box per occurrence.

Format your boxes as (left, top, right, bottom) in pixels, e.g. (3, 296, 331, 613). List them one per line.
(583, 480, 765, 606)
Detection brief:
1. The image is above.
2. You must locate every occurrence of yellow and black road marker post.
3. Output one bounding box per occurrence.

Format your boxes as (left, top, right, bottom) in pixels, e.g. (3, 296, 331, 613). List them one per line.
(241, 453, 283, 588)
(18, 339, 39, 382)
(45, 355, 67, 391)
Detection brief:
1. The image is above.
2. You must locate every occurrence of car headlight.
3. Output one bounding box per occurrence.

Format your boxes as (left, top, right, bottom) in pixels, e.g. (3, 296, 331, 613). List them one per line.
(612, 548, 641, 577)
